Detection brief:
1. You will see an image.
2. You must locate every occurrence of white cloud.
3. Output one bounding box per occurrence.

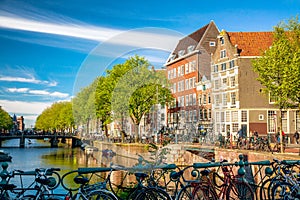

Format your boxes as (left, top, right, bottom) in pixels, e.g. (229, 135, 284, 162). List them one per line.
(7, 87, 29, 93)
(6, 87, 69, 98)
(0, 99, 51, 115)
(0, 75, 58, 86)
(0, 14, 182, 50)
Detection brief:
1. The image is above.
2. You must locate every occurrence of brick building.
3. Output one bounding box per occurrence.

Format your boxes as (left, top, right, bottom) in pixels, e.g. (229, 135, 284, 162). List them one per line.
(165, 21, 219, 140)
(211, 30, 300, 139)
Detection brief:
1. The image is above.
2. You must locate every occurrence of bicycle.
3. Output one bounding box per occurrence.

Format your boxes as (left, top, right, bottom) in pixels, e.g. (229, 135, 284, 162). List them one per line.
(61, 167, 118, 200)
(0, 166, 61, 200)
(191, 157, 254, 200)
(270, 160, 300, 200)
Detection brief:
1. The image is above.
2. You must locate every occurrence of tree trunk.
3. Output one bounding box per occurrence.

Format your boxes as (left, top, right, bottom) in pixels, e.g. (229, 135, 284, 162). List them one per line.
(134, 123, 139, 143)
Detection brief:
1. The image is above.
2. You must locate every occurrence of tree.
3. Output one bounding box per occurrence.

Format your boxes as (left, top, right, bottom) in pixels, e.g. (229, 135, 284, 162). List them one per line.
(0, 107, 13, 133)
(253, 16, 300, 152)
(35, 101, 74, 133)
(72, 79, 98, 135)
(111, 55, 173, 142)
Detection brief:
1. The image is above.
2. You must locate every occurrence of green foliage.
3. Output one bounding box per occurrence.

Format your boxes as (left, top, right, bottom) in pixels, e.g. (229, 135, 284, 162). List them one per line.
(0, 107, 13, 131)
(253, 16, 300, 109)
(35, 101, 74, 132)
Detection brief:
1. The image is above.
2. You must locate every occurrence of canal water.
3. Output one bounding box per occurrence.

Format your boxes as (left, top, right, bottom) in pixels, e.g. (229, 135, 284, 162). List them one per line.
(0, 139, 103, 195)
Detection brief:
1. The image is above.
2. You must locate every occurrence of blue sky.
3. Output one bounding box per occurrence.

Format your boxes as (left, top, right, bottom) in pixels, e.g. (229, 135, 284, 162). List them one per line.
(0, 0, 299, 128)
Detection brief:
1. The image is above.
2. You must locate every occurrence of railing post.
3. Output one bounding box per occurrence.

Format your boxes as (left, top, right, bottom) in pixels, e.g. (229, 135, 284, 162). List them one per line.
(19, 134, 25, 148)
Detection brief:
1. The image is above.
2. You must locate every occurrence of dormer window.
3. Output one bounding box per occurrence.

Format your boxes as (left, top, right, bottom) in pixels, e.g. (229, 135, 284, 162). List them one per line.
(169, 54, 176, 62)
(178, 50, 185, 57)
(187, 45, 195, 53)
(209, 41, 216, 46)
(220, 37, 225, 45)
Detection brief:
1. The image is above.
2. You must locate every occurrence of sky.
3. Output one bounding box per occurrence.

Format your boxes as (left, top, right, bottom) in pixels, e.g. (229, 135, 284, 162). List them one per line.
(0, 0, 300, 128)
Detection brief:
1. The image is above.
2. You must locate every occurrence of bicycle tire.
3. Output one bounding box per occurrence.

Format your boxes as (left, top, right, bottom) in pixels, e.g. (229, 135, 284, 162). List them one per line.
(212, 172, 224, 189)
(271, 181, 294, 200)
(176, 184, 194, 200)
(133, 187, 171, 200)
(87, 189, 118, 200)
(193, 184, 218, 200)
(226, 181, 254, 200)
(259, 178, 272, 200)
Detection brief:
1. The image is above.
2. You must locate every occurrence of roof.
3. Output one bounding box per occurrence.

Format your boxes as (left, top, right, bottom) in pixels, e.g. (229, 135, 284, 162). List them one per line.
(168, 23, 211, 61)
(227, 32, 274, 56)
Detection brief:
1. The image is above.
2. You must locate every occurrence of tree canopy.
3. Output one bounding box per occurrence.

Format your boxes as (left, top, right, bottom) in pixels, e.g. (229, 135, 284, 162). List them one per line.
(35, 101, 74, 133)
(253, 16, 300, 109)
(0, 107, 13, 132)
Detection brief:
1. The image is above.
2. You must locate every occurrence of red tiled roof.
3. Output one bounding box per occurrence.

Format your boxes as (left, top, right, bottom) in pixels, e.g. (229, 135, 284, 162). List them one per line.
(227, 32, 274, 56)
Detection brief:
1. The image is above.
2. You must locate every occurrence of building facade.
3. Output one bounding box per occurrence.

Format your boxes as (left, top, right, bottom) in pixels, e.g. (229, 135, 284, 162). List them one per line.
(211, 30, 300, 139)
(165, 21, 219, 141)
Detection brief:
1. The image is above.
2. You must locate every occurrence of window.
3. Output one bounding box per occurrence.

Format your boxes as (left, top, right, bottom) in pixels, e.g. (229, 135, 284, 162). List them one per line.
(198, 95, 202, 105)
(173, 83, 176, 93)
(191, 61, 196, 72)
(192, 93, 196, 105)
(209, 41, 216, 46)
(199, 109, 203, 120)
(222, 78, 227, 87)
(268, 111, 276, 133)
(189, 94, 193, 106)
(193, 77, 196, 88)
(178, 50, 185, 57)
(203, 109, 207, 120)
(222, 93, 227, 106)
(181, 65, 184, 75)
(220, 49, 226, 58)
(281, 111, 287, 133)
(241, 111, 247, 122)
(215, 80, 220, 89)
(208, 109, 212, 119)
(231, 92, 236, 105)
(203, 94, 207, 104)
(215, 94, 220, 106)
(259, 114, 264, 121)
(189, 78, 193, 89)
(213, 64, 218, 72)
(185, 63, 189, 74)
(169, 54, 176, 62)
(187, 45, 195, 53)
(193, 110, 197, 121)
(208, 94, 211, 103)
(296, 111, 300, 131)
(230, 76, 236, 87)
(232, 111, 238, 122)
(229, 60, 235, 68)
(173, 68, 176, 78)
(220, 37, 225, 45)
(232, 123, 239, 132)
(269, 92, 277, 104)
(185, 95, 189, 106)
(226, 111, 230, 122)
(221, 63, 226, 71)
(185, 79, 189, 90)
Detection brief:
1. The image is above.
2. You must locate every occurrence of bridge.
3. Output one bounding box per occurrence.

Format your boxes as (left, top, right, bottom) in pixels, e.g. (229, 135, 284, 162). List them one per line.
(0, 134, 82, 148)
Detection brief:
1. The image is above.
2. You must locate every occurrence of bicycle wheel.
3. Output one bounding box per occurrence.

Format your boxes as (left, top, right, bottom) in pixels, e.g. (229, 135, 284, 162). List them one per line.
(134, 187, 171, 200)
(271, 182, 294, 200)
(86, 190, 118, 200)
(259, 178, 272, 200)
(193, 184, 218, 200)
(212, 172, 224, 189)
(226, 181, 254, 200)
(176, 184, 195, 200)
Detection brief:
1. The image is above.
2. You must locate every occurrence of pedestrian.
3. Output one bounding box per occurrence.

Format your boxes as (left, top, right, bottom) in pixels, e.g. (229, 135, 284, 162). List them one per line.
(294, 131, 299, 144)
